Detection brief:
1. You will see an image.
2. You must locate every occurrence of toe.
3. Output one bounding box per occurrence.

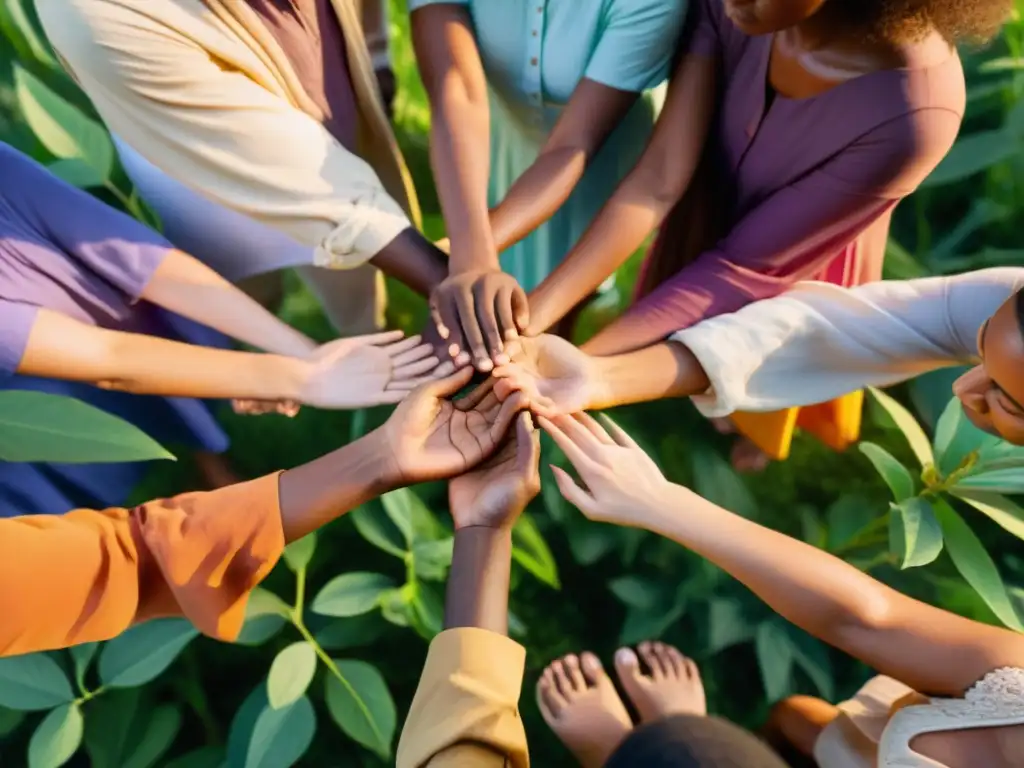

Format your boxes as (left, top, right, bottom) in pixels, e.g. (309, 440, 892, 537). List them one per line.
(652, 642, 678, 679)
(564, 654, 587, 691)
(638, 642, 665, 680)
(552, 659, 577, 700)
(580, 651, 610, 689)
(537, 667, 568, 720)
(662, 643, 687, 679)
(685, 656, 702, 684)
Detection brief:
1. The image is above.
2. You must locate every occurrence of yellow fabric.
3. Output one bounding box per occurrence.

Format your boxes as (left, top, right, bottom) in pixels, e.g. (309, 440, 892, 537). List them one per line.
(397, 628, 529, 768)
(37, 0, 421, 269)
(731, 390, 865, 460)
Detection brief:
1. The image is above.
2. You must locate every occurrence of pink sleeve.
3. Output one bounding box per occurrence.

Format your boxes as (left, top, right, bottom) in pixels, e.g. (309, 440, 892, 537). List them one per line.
(588, 110, 961, 353)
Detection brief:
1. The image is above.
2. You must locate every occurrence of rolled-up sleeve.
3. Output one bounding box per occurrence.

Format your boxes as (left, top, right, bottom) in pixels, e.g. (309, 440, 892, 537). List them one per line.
(397, 628, 529, 768)
(0, 473, 284, 657)
(38, 0, 411, 270)
(0, 300, 40, 379)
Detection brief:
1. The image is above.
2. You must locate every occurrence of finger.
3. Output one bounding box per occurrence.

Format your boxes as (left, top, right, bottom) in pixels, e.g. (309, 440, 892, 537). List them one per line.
(392, 342, 436, 368)
(453, 290, 491, 372)
(428, 297, 450, 341)
(488, 390, 529, 444)
(359, 329, 405, 346)
(598, 413, 641, 449)
(550, 465, 598, 516)
(386, 371, 450, 391)
(549, 414, 605, 459)
(527, 394, 561, 420)
(494, 286, 519, 350)
(436, 300, 468, 363)
(511, 285, 530, 333)
(375, 389, 412, 404)
(472, 284, 505, 364)
(537, 416, 600, 476)
(384, 334, 424, 357)
(456, 376, 496, 411)
(392, 355, 441, 379)
(422, 365, 474, 398)
(572, 412, 615, 445)
(515, 411, 540, 474)
(430, 359, 457, 378)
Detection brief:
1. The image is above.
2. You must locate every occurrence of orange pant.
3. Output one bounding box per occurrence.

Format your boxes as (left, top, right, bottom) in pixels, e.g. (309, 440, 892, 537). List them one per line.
(730, 390, 865, 460)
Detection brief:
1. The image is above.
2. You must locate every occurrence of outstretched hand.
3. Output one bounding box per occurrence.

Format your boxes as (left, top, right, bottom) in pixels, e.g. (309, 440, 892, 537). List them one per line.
(379, 367, 530, 486)
(540, 412, 673, 527)
(491, 334, 606, 418)
(449, 411, 541, 529)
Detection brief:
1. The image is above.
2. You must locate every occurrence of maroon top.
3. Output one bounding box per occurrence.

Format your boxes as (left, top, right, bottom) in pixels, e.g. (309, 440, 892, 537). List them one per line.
(608, 0, 965, 351)
(247, 0, 359, 151)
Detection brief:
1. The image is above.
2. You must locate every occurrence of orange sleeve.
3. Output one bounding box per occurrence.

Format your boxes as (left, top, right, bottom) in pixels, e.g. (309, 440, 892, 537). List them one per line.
(0, 473, 284, 657)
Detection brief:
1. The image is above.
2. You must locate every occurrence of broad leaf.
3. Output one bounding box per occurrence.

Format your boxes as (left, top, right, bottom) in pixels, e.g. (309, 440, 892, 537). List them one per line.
(69, 643, 98, 690)
(953, 490, 1024, 541)
(691, 445, 757, 518)
(312, 614, 387, 651)
(609, 576, 659, 611)
(282, 532, 317, 573)
(311, 572, 395, 618)
(267, 642, 317, 710)
(785, 625, 834, 701)
(409, 582, 444, 641)
(868, 388, 934, 468)
(921, 129, 1019, 188)
(121, 705, 181, 768)
(0, 653, 74, 711)
(512, 513, 560, 588)
(380, 487, 444, 545)
(411, 537, 453, 581)
(98, 619, 198, 688)
(859, 442, 914, 502)
(0, 0, 58, 68)
(933, 397, 998, 476)
(48, 158, 106, 189)
(933, 498, 1023, 630)
(236, 588, 291, 646)
(162, 747, 225, 768)
(755, 621, 794, 702)
(825, 495, 877, 551)
(954, 468, 1024, 495)
(0, 391, 173, 463)
(14, 66, 114, 182)
(350, 505, 406, 558)
(889, 497, 943, 568)
(28, 703, 83, 768)
(245, 696, 316, 768)
(324, 659, 397, 759)
(0, 707, 25, 736)
(708, 598, 755, 653)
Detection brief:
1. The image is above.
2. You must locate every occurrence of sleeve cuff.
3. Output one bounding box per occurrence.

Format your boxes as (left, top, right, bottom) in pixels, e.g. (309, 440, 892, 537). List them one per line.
(313, 192, 411, 269)
(669, 320, 764, 417)
(0, 302, 39, 377)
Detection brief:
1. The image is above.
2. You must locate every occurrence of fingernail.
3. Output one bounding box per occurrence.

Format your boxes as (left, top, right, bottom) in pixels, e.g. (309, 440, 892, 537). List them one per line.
(448, 343, 460, 358)
(477, 359, 494, 372)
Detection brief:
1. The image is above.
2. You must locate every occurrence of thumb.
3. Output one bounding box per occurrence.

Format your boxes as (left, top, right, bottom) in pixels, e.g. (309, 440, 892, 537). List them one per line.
(422, 365, 473, 398)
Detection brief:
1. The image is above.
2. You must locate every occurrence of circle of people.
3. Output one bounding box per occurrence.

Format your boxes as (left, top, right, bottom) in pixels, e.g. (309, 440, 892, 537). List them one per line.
(2, 0, 1023, 766)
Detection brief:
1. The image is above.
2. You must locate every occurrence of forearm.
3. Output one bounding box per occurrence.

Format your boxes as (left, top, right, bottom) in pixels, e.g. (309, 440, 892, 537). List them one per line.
(278, 428, 400, 542)
(444, 527, 512, 634)
(369, 228, 449, 296)
(644, 484, 894, 650)
(588, 341, 709, 409)
(142, 251, 316, 357)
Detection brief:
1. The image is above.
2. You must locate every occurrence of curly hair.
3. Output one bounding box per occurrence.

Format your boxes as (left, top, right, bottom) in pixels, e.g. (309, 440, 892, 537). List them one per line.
(829, 0, 1012, 45)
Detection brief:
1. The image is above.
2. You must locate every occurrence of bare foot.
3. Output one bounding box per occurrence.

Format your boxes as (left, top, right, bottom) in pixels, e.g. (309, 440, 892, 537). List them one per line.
(537, 652, 633, 768)
(193, 451, 241, 490)
(615, 641, 707, 724)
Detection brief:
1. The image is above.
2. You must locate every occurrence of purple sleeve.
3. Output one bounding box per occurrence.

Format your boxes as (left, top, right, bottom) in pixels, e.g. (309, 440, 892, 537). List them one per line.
(2, 146, 172, 301)
(682, 0, 722, 58)
(594, 110, 962, 351)
(0, 301, 40, 377)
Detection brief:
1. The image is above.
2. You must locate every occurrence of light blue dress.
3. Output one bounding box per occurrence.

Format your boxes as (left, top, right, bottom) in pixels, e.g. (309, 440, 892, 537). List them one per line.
(408, 0, 686, 291)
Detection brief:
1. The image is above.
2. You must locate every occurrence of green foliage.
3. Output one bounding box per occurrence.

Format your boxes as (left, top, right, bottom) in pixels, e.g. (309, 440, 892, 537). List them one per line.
(2, 2, 1023, 765)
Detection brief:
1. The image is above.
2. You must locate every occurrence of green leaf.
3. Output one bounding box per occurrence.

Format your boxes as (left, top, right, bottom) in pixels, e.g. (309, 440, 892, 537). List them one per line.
(267, 642, 317, 710)
(98, 618, 198, 688)
(411, 537, 453, 581)
(349, 505, 406, 558)
(48, 158, 106, 189)
(409, 582, 444, 641)
(379, 587, 412, 627)
(83, 688, 142, 767)
(619, 592, 687, 647)
(311, 572, 396, 618)
(708, 598, 755, 653)
(121, 705, 181, 768)
(785, 625, 834, 701)
(162, 747, 225, 768)
(324, 660, 397, 759)
(282, 532, 317, 573)
(0, 653, 74, 711)
(312, 614, 387, 651)
(933, 498, 1023, 630)
(0, 707, 25, 736)
(825, 494, 877, 551)
(889, 497, 944, 568)
(566, 515, 619, 565)
(933, 397, 997, 476)
(236, 588, 291, 646)
(245, 696, 316, 768)
(69, 643, 98, 690)
(755, 621, 794, 702)
(380, 487, 445, 545)
(227, 685, 270, 767)
(28, 703, 83, 768)
(14, 66, 114, 181)
(867, 388, 934, 468)
(953, 490, 1024, 541)
(609, 576, 658, 611)
(954, 468, 1024, 495)
(920, 128, 1019, 188)
(512, 513, 561, 588)
(859, 442, 915, 502)
(691, 445, 757, 518)
(0, 0, 58, 68)
(0, 391, 174, 463)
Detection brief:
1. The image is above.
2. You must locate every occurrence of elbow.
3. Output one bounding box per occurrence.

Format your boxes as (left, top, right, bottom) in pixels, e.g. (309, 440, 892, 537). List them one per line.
(830, 593, 895, 650)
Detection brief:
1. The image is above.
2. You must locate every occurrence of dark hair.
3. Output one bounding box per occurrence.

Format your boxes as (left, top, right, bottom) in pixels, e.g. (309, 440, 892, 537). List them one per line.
(603, 715, 790, 768)
(828, 0, 1012, 45)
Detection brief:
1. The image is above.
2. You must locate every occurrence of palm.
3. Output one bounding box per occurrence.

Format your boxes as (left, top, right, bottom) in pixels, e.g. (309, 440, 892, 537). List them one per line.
(499, 335, 594, 414)
(304, 342, 391, 408)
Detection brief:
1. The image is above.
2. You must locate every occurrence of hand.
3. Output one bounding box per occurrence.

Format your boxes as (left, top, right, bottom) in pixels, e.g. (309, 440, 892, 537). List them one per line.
(491, 334, 606, 418)
(540, 412, 673, 527)
(448, 411, 540, 529)
(299, 331, 442, 409)
(232, 399, 301, 417)
(379, 367, 529, 485)
(428, 270, 529, 372)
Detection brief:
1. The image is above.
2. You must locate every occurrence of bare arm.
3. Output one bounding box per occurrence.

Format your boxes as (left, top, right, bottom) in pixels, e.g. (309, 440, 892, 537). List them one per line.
(526, 52, 718, 333)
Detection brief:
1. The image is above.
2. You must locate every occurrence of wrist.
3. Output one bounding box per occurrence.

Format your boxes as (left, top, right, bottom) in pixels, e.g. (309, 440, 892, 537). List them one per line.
(361, 426, 405, 494)
(279, 356, 313, 403)
(638, 482, 694, 537)
(448, 229, 499, 273)
(586, 354, 629, 410)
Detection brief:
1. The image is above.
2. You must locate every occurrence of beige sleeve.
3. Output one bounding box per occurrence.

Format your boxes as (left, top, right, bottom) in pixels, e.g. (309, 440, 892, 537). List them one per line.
(38, 0, 410, 269)
(397, 628, 529, 768)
